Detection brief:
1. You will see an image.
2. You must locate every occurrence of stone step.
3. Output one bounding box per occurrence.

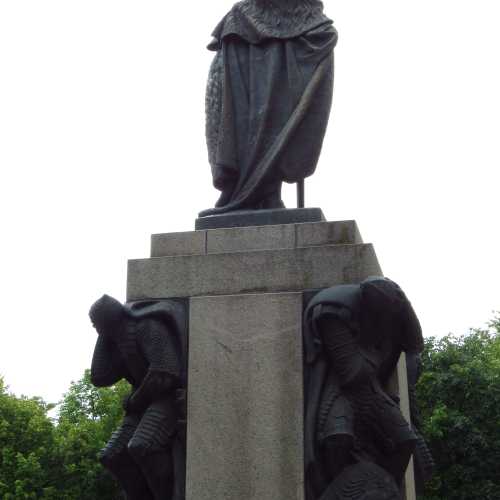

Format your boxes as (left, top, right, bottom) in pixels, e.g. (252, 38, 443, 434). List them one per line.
(150, 220, 363, 258)
(128, 242, 381, 300)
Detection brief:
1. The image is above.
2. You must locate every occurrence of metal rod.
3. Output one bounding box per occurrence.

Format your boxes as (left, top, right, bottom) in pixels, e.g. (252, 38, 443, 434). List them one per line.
(297, 180, 305, 208)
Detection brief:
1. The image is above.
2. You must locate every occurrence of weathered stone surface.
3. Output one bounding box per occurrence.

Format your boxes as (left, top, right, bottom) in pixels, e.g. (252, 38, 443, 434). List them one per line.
(150, 221, 362, 257)
(127, 219, 418, 500)
(195, 207, 325, 230)
(206, 223, 295, 254)
(127, 243, 382, 300)
(296, 220, 363, 248)
(386, 354, 417, 500)
(151, 230, 206, 258)
(186, 292, 304, 500)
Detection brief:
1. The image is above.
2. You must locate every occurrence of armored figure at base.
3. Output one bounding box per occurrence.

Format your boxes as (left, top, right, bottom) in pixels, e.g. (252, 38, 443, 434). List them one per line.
(89, 295, 187, 500)
(304, 277, 433, 500)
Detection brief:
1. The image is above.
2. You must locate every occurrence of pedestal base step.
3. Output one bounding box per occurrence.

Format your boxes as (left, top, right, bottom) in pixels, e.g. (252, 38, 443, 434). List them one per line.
(195, 207, 325, 230)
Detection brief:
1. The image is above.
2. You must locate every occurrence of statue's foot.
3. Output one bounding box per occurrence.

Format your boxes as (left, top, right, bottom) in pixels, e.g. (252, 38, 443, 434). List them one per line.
(257, 190, 285, 209)
(215, 189, 233, 208)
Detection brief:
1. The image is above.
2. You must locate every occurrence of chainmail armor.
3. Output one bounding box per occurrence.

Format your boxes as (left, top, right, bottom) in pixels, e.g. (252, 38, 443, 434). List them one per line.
(137, 318, 181, 380)
(206, 50, 224, 178)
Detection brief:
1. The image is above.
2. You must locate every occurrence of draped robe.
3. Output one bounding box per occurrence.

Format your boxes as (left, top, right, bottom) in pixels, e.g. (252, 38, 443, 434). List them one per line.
(201, 1, 338, 216)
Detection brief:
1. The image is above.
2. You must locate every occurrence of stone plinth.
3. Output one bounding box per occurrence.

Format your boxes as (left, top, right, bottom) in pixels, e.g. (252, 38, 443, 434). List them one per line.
(127, 220, 386, 500)
(195, 207, 325, 230)
(150, 220, 363, 258)
(129, 221, 373, 301)
(387, 354, 417, 500)
(187, 293, 304, 500)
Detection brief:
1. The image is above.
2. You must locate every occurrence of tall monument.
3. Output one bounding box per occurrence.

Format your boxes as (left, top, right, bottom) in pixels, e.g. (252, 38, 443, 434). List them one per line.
(89, 1, 433, 499)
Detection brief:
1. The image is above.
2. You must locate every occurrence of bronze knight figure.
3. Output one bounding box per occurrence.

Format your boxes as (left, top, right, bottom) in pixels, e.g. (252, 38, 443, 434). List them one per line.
(304, 278, 434, 500)
(89, 295, 187, 500)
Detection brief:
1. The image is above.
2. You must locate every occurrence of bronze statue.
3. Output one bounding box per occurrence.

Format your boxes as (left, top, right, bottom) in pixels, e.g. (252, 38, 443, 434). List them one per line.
(89, 295, 187, 500)
(200, 0, 337, 216)
(304, 278, 433, 500)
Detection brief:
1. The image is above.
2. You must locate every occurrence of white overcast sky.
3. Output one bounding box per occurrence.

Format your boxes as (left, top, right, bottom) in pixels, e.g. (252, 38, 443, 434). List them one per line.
(0, 1, 499, 404)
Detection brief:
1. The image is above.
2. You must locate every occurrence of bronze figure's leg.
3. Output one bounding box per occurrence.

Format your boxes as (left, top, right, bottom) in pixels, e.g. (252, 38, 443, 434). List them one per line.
(319, 391, 355, 481)
(99, 414, 153, 500)
(128, 399, 177, 500)
(361, 387, 417, 485)
(318, 462, 400, 500)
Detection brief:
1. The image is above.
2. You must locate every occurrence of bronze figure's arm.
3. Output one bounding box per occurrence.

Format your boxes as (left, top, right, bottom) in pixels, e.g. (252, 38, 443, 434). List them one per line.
(90, 334, 125, 387)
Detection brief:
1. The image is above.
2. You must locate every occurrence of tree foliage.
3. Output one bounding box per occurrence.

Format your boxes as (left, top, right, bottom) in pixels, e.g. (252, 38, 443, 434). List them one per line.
(0, 371, 130, 499)
(0, 377, 57, 499)
(417, 315, 500, 500)
(54, 370, 130, 500)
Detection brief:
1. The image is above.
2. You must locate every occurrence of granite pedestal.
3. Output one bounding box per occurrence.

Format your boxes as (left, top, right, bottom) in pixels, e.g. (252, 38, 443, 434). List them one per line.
(126, 220, 414, 500)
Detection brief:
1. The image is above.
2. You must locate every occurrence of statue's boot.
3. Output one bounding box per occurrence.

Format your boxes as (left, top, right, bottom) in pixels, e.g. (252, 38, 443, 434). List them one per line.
(131, 450, 174, 500)
(256, 181, 285, 209)
(99, 415, 154, 500)
(127, 400, 177, 499)
(100, 450, 154, 500)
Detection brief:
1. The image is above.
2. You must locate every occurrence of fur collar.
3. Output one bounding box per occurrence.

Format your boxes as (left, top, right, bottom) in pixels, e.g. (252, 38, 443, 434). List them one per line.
(209, 0, 332, 49)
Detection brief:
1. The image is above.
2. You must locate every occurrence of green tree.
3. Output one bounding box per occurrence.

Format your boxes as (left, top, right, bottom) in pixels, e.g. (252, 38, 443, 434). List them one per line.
(417, 315, 500, 500)
(0, 371, 130, 499)
(54, 370, 130, 500)
(0, 378, 58, 499)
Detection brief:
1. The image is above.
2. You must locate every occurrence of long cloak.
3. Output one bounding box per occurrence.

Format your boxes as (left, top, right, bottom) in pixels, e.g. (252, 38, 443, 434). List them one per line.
(201, 1, 338, 216)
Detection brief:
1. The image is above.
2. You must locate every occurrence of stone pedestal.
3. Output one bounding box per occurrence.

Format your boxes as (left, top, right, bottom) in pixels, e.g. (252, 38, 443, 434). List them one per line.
(387, 354, 417, 500)
(126, 220, 413, 500)
(188, 293, 304, 500)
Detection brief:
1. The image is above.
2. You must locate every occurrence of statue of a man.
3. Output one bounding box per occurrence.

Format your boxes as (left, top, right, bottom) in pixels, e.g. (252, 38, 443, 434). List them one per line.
(89, 295, 186, 500)
(200, 0, 337, 216)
